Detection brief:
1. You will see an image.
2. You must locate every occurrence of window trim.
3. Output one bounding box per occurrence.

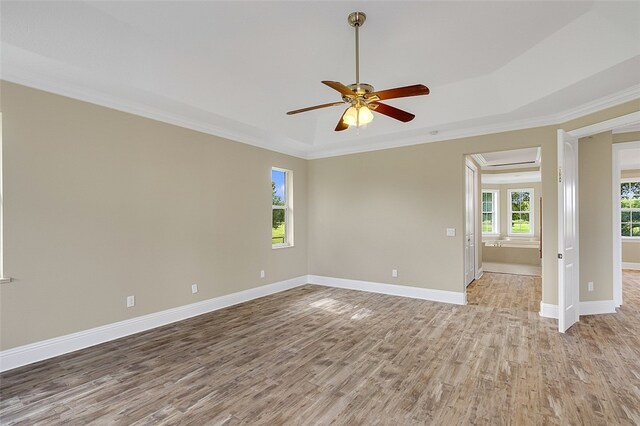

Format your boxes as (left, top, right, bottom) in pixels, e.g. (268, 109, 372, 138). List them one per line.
(507, 188, 534, 237)
(272, 167, 294, 249)
(621, 178, 640, 239)
(481, 189, 500, 236)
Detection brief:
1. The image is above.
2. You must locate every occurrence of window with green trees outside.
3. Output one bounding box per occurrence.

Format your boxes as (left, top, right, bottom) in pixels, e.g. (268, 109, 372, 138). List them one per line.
(508, 189, 533, 235)
(272, 168, 293, 247)
(621, 181, 640, 238)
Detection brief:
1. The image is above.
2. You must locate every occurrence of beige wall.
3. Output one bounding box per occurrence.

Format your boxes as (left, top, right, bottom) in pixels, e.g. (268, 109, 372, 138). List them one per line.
(579, 132, 614, 301)
(613, 132, 640, 145)
(621, 169, 640, 178)
(0, 82, 308, 350)
(1, 80, 638, 351)
(623, 243, 640, 264)
(576, 129, 640, 300)
(482, 247, 541, 265)
(308, 127, 558, 295)
(309, 100, 640, 306)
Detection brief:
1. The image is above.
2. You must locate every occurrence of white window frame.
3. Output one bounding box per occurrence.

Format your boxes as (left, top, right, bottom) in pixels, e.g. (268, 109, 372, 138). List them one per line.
(621, 178, 640, 241)
(507, 188, 534, 237)
(272, 167, 294, 249)
(481, 189, 500, 236)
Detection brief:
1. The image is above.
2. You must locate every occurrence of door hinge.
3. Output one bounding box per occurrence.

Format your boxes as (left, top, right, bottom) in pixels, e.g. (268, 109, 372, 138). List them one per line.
(558, 168, 562, 183)
(558, 253, 563, 259)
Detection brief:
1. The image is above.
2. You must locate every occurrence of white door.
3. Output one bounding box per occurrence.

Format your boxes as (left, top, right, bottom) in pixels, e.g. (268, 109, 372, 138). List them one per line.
(465, 163, 476, 286)
(558, 130, 579, 333)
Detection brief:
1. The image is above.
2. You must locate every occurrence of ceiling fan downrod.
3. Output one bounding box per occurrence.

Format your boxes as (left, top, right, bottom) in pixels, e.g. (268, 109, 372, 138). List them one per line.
(348, 11, 366, 90)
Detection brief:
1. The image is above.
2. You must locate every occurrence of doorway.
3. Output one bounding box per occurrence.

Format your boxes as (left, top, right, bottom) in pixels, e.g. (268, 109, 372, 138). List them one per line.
(469, 148, 542, 274)
(613, 139, 640, 307)
(465, 148, 543, 307)
(560, 110, 640, 333)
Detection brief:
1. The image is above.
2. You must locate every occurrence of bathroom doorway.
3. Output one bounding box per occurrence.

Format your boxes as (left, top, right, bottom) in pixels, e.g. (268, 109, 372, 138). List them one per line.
(467, 147, 543, 277)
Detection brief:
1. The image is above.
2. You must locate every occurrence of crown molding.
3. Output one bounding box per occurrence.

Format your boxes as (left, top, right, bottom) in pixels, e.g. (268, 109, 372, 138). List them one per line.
(305, 115, 555, 159)
(0, 69, 309, 159)
(2, 69, 639, 160)
(555, 84, 640, 123)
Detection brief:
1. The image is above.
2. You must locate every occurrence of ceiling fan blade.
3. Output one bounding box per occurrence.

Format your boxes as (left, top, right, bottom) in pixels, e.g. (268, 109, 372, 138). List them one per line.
(370, 102, 415, 122)
(335, 108, 350, 131)
(322, 81, 355, 97)
(367, 84, 429, 101)
(287, 101, 345, 115)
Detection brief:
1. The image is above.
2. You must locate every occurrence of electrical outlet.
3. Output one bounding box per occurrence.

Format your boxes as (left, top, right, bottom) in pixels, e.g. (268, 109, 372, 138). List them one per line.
(191, 284, 198, 294)
(446, 228, 456, 237)
(126, 295, 135, 308)
(392, 269, 398, 278)
(588, 281, 594, 292)
(260, 270, 265, 278)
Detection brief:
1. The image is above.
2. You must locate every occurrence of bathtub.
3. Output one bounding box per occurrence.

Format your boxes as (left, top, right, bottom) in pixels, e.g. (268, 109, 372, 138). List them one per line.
(483, 238, 540, 249)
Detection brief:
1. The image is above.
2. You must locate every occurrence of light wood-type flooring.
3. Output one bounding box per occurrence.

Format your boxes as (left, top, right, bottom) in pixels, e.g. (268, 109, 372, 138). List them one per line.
(1, 271, 640, 425)
(481, 262, 542, 277)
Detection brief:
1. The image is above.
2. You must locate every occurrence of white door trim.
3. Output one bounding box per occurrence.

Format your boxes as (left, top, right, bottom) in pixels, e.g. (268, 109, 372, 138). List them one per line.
(612, 139, 640, 307)
(568, 111, 640, 138)
(464, 159, 478, 287)
(469, 159, 481, 281)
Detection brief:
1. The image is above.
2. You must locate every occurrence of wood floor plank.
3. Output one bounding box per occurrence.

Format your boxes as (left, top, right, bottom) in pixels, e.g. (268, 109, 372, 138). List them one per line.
(2, 271, 640, 424)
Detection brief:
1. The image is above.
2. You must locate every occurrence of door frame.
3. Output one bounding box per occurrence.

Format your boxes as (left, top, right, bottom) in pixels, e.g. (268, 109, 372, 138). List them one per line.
(561, 111, 640, 324)
(464, 158, 480, 288)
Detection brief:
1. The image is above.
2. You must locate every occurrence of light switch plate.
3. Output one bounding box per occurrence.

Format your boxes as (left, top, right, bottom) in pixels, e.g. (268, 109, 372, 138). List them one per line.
(446, 228, 456, 237)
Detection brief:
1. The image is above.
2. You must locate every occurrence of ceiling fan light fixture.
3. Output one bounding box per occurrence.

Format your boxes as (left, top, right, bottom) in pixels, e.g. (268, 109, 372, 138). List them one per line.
(286, 11, 429, 131)
(343, 105, 374, 127)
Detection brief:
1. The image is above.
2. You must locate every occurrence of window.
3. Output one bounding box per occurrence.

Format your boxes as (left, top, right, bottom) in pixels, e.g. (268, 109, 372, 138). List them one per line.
(621, 180, 640, 238)
(508, 188, 533, 236)
(272, 168, 293, 247)
(482, 190, 499, 235)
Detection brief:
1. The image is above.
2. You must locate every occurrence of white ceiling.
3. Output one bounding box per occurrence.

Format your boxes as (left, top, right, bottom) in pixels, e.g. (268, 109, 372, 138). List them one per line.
(473, 147, 541, 170)
(475, 147, 541, 184)
(2, 1, 639, 159)
(482, 171, 541, 185)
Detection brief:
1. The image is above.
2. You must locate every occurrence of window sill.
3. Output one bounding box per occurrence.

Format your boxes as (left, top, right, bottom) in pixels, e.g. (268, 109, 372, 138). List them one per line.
(0, 277, 12, 284)
(482, 233, 500, 239)
(272, 244, 294, 250)
(622, 237, 640, 243)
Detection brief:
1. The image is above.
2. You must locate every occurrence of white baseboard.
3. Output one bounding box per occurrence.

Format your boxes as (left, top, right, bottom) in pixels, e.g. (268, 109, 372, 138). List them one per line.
(0, 275, 308, 373)
(539, 299, 616, 320)
(308, 275, 466, 305)
(476, 268, 484, 280)
(539, 302, 559, 319)
(579, 300, 616, 316)
(622, 262, 640, 270)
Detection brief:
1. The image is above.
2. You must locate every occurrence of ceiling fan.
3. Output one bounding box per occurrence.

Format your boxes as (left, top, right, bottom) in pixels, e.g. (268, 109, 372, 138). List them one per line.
(287, 11, 430, 131)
